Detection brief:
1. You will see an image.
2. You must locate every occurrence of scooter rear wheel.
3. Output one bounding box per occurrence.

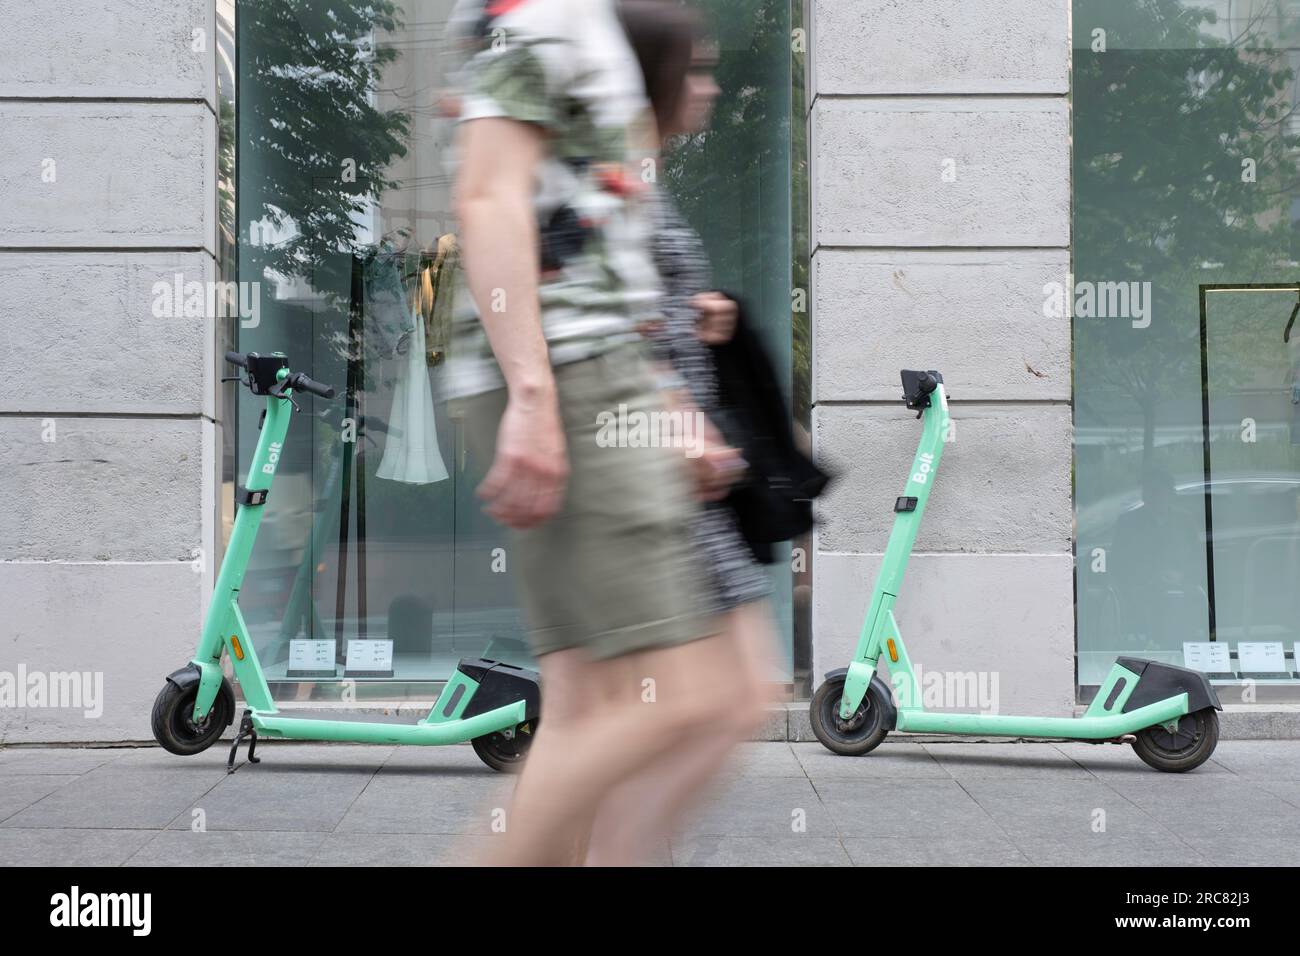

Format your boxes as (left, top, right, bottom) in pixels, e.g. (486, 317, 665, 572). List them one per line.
(472, 721, 536, 773)
(1131, 707, 1219, 773)
(810, 675, 889, 756)
(151, 677, 234, 756)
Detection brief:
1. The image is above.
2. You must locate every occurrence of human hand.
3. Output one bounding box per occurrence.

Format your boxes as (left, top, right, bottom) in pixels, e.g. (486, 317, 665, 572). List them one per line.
(692, 413, 745, 501)
(477, 394, 569, 529)
(692, 292, 738, 345)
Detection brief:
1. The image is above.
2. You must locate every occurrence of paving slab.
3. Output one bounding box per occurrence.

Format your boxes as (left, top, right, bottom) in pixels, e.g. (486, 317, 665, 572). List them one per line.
(125, 829, 328, 867)
(0, 747, 131, 775)
(676, 776, 838, 839)
(0, 827, 158, 866)
(842, 834, 1030, 867)
(813, 778, 1009, 841)
(0, 762, 229, 830)
(921, 741, 1096, 778)
(0, 775, 75, 823)
(671, 836, 852, 866)
(791, 741, 951, 779)
(334, 772, 516, 836)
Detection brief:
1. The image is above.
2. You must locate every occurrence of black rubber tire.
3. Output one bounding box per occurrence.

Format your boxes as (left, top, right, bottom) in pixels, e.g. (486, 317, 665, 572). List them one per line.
(151, 677, 234, 756)
(472, 722, 536, 773)
(810, 675, 890, 756)
(1131, 707, 1220, 773)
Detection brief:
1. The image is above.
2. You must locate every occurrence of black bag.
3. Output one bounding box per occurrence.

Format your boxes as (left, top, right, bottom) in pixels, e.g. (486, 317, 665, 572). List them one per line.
(709, 301, 831, 564)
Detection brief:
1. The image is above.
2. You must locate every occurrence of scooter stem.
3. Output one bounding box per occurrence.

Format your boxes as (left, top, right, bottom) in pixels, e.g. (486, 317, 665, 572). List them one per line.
(841, 382, 950, 718)
(192, 374, 295, 716)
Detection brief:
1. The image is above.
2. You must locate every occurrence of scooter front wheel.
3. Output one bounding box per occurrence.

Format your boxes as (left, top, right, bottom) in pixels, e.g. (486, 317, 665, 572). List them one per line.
(151, 676, 234, 756)
(1131, 707, 1219, 773)
(472, 721, 536, 773)
(810, 675, 889, 756)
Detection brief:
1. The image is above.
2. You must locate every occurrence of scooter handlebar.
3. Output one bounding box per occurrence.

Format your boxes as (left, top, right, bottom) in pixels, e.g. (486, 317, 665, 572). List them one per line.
(225, 352, 335, 399)
(287, 372, 336, 400)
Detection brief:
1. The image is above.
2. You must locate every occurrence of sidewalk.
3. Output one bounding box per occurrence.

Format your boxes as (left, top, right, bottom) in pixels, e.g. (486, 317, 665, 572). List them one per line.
(2, 740, 1297, 866)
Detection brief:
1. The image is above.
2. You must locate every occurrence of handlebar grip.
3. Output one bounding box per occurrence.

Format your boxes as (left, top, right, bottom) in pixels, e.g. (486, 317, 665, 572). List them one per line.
(225, 351, 249, 369)
(917, 373, 938, 395)
(290, 373, 335, 400)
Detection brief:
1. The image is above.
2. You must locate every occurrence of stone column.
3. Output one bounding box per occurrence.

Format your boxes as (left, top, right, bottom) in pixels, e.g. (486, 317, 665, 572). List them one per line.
(808, 0, 1075, 714)
(0, 0, 219, 740)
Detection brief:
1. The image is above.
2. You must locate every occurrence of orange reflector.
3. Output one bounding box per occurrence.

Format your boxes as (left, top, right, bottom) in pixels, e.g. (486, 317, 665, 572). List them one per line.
(887, 639, 898, 663)
(230, 635, 245, 661)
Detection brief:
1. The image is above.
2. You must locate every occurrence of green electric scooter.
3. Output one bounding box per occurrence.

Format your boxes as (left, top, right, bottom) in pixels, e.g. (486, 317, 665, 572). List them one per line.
(151, 351, 540, 773)
(811, 369, 1221, 772)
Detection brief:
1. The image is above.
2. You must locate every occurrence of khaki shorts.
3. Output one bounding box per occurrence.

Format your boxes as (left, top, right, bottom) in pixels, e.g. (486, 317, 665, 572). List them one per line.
(451, 343, 714, 660)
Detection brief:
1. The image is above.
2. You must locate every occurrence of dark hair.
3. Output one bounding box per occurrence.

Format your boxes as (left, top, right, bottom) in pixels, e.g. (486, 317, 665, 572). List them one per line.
(618, 1, 703, 131)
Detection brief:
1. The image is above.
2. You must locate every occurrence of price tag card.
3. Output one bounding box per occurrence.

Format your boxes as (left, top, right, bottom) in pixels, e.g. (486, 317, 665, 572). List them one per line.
(1237, 642, 1288, 675)
(346, 639, 394, 674)
(1183, 642, 1231, 674)
(289, 640, 334, 671)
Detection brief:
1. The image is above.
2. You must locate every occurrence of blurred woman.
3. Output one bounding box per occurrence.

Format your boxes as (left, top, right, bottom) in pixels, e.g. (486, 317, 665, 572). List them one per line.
(582, 0, 784, 865)
(450, 0, 765, 867)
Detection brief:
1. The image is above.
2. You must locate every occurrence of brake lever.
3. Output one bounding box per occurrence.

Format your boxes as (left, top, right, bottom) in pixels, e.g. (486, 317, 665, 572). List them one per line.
(269, 380, 301, 412)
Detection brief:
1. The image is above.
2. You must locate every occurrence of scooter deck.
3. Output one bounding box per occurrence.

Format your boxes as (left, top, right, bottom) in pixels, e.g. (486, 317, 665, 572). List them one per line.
(249, 699, 527, 745)
(895, 694, 1189, 740)
(269, 709, 426, 725)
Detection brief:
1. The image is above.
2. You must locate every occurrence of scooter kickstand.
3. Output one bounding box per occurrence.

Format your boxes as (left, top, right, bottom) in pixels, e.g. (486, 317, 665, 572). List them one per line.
(227, 709, 261, 773)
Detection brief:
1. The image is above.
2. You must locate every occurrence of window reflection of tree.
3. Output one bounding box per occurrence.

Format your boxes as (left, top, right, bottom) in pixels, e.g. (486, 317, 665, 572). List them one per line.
(1074, 0, 1300, 663)
(240, 0, 411, 322)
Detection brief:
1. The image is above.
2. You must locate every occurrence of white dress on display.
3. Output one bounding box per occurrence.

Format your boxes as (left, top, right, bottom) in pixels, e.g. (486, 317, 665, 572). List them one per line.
(376, 305, 450, 485)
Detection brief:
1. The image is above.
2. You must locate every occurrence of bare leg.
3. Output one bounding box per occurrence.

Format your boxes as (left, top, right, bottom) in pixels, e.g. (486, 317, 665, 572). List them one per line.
(519, 647, 603, 865)
(585, 601, 781, 866)
(481, 632, 734, 866)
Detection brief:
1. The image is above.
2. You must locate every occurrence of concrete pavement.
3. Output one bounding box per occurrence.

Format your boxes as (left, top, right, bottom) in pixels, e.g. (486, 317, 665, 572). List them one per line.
(2, 740, 1298, 866)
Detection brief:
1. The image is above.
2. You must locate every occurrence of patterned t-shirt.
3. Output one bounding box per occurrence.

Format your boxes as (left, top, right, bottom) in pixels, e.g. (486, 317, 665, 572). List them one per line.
(442, 0, 662, 398)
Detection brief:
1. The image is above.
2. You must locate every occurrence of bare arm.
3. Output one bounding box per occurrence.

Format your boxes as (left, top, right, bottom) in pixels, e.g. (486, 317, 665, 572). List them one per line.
(455, 117, 552, 400)
(454, 117, 568, 529)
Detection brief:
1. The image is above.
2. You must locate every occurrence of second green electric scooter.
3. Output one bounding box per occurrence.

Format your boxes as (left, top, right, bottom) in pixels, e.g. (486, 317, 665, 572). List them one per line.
(150, 351, 539, 773)
(811, 370, 1221, 772)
